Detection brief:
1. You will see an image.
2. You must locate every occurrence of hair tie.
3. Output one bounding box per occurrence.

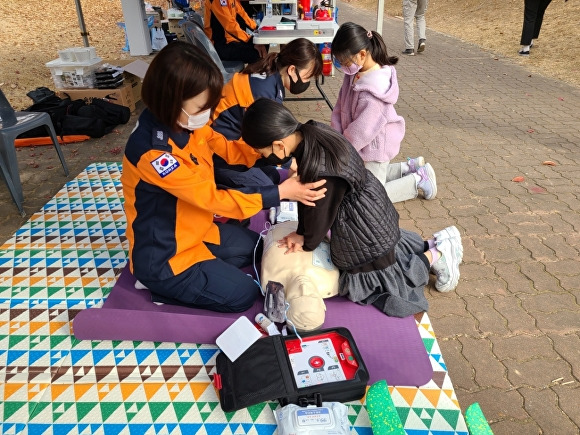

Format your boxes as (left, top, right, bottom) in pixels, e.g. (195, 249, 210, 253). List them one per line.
(367, 30, 373, 38)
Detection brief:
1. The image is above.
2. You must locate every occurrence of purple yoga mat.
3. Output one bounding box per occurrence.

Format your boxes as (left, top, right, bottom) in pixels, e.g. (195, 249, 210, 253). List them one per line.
(74, 265, 433, 386)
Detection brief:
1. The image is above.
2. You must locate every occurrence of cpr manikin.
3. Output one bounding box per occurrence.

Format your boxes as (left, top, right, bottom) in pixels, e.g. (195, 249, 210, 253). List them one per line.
(261, 220, 339, 331)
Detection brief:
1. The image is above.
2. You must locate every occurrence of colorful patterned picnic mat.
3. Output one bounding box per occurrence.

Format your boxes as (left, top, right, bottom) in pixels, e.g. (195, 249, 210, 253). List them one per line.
(0, 162, 468, 434)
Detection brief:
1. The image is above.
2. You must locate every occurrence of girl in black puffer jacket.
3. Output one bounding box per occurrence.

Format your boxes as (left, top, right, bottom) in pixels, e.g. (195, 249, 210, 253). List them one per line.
(242, 99, 463, 317)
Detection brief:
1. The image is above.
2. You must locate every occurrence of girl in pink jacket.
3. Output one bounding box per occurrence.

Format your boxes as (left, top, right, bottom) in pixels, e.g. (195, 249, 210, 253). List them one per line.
(330, 22, 437, 203)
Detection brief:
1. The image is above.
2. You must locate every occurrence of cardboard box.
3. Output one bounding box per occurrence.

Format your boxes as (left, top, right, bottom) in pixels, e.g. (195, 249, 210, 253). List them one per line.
(106, 59, 150, 107)
(146, 11, 161, 27)
(168, 18, 186, 41)
(57, 82, 135, 112)
(58, 59, 149, 112)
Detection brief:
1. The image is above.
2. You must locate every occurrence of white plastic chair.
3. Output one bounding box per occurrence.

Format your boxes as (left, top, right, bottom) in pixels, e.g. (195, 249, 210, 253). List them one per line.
(0, 89, 69, 216)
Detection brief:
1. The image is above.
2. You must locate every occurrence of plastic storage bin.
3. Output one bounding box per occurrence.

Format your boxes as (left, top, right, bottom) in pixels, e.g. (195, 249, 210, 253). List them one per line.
(58, 47, 98, 62)
(45, 57, 103, 89)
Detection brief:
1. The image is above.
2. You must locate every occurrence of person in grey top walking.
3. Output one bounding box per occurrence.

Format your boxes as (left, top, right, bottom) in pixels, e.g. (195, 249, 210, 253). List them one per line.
(402, 0, 428, 55)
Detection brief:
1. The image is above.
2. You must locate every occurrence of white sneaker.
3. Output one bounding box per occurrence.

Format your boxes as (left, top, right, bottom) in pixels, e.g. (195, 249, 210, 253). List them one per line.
(434, 226, 463, 263)
(431, 238, 461, 292)
(417, 163, 437, 200)
(406, 156, 425, 174)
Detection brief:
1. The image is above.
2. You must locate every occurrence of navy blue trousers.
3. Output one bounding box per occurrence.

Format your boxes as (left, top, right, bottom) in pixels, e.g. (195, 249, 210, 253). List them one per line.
(146, 223, 262, 313)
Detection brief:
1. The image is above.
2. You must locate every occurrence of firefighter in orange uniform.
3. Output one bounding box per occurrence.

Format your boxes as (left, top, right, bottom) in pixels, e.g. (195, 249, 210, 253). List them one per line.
(210, 38, 323, 190)
(204, 0, 268, 63)
(121, 42, 326, 313)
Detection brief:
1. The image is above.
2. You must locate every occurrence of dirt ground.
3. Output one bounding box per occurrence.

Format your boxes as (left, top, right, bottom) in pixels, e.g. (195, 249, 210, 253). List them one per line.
(368, 0, 579, 89)
(1, 0, 578, 110)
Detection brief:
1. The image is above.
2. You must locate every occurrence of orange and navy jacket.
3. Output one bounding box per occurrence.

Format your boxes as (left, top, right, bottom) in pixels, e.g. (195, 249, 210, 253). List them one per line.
(204, 0, 257, 45)
(121, 109, 279, 282)
(211, 71, 285, 140)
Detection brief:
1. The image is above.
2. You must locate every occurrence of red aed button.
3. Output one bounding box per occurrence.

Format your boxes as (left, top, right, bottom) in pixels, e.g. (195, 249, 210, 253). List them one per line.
(309, 356, 325, 368)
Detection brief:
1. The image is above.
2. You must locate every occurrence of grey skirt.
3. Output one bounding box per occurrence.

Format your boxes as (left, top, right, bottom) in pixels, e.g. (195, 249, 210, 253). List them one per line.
(339, 229, 430, 317)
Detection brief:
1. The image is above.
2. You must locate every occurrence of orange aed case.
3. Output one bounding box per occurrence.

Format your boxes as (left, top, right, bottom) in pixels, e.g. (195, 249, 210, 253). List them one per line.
(214, 327, 369, 412)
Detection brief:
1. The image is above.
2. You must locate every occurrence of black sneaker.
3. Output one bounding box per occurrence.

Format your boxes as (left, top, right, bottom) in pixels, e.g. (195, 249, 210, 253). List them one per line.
(402, 49, 415, 56)
(417, 39, 426, 53)
(518, 49, 530, 56)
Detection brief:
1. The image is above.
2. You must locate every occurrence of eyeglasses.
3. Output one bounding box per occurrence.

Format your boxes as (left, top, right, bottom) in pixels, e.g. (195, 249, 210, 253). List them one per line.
(332, 56, 358, 69)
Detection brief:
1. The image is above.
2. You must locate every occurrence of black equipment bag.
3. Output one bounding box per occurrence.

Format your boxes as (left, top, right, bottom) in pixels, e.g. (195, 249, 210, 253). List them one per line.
(21, 87, 131, 138)
(214, 327, 369, 412)
(60, 115, 108, 138)
(89, 97, 131, 125)
(20, 95, 72, 137)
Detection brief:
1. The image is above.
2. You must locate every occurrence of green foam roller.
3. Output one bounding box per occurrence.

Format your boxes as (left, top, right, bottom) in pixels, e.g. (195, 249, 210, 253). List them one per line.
(365, 380, 405, 434)
(465, 402, 493, 435)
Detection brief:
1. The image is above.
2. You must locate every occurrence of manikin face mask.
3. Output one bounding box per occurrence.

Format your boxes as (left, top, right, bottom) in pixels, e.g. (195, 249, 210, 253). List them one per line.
(178, 108, 211, 130)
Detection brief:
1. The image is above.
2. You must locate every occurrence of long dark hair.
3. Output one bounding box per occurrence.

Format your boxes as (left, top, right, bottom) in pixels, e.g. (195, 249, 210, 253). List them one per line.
(331, 22, 398, 66)
(141, 41, 223, 130)
(241, 99, 349, 182)
(242, 38, 323, 77)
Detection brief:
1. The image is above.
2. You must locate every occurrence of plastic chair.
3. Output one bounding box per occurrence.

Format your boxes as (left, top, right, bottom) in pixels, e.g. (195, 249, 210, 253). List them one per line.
(0, 88, 69, 216)
(179, 20, 244, 83)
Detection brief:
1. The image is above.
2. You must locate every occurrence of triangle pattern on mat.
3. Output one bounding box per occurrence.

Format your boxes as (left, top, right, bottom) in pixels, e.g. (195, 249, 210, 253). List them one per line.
(0, 163, 464, 434)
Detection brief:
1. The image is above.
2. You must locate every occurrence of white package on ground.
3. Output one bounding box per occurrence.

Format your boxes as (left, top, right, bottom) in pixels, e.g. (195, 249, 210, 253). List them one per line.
(261, 221, 339, 331)
(274, 402, 350, 435)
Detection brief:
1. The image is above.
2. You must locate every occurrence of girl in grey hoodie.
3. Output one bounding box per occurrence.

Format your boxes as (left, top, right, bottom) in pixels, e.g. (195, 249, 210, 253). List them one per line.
(330, 22, 437, 203)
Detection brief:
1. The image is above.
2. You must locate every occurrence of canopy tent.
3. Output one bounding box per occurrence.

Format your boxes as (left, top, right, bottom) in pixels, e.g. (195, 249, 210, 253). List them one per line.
(71, 0, 386, 51)
(376, 0, 385, 34)
(74, 0, 90, 47)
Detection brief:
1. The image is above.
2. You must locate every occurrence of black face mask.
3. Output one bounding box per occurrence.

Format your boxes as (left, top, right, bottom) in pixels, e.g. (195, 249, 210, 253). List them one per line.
(265, 146, 293, 166)
(288, 67, 311, 95)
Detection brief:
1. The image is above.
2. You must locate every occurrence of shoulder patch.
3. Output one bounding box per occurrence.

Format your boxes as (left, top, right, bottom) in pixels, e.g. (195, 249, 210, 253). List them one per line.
(220, 0, 227, 6)
(151, 153, 180, 178)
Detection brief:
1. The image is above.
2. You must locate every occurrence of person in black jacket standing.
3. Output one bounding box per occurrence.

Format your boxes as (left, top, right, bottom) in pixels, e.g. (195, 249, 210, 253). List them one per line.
(241, 99, 465, 318)
(519, 0, 566, 55)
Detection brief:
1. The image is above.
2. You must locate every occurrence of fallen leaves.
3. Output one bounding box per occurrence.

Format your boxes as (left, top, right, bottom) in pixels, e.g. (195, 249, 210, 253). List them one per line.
(512, 176, 525, 182)
(542, 160, 557, 166)
(530, 186, 547, 194)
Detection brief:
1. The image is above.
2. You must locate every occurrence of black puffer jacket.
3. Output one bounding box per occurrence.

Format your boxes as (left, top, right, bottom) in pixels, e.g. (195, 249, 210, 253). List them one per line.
(318, 139, 401, 270)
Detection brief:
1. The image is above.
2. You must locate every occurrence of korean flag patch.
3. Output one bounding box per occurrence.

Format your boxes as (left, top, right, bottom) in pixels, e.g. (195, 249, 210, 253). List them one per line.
(220, 0, 227, 5)
(151, 153, 180, 178)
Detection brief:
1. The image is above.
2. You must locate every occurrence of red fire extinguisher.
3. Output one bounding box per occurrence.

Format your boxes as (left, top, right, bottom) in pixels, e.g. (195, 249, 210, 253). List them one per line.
(322, 43, 332, 77)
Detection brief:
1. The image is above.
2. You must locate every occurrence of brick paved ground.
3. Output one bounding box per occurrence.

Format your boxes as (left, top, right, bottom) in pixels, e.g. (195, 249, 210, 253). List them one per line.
(1, 3, 579, 433)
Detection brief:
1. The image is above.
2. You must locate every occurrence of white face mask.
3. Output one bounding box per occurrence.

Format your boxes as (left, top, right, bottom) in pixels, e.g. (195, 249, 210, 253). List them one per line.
(178, 108, 211, 130)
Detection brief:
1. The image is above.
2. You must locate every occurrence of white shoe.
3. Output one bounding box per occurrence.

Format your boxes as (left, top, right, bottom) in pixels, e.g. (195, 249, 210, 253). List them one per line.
(431, 238, 461, 292)
(434, 226, 463, 263)
(417, 163, 437, 200)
